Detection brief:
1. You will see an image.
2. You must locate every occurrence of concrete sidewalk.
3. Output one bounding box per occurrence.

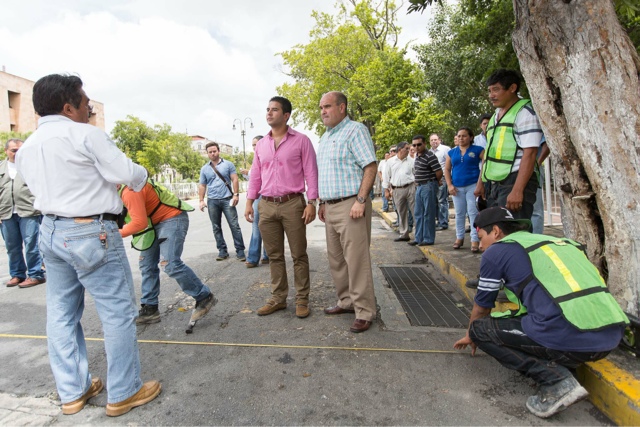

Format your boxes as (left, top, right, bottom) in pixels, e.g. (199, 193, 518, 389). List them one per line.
(375, 201, 640, 426)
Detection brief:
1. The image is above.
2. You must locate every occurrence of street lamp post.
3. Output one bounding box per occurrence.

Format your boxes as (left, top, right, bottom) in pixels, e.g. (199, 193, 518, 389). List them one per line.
(232, 117, 254, 170)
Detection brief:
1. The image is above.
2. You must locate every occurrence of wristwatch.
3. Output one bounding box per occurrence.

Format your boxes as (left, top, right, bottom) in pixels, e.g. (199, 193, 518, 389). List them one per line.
(356, 196, 366, 204)
(307, 199, 317, 207)
(233, 193, 239, 196)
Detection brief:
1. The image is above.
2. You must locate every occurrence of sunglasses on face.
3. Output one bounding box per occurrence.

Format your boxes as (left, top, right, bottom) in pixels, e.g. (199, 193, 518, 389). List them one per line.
(412, 143, 423, 147)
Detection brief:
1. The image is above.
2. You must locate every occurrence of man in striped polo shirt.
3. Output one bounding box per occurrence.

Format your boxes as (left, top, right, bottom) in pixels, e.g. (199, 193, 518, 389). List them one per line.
(411, 134, 442, 246)
(317, 91, 378, 334)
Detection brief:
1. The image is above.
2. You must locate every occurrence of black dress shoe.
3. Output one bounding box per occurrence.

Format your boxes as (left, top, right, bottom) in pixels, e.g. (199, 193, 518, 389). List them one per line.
(407, 241, 418, 246)
(350, 319, 372, 333)
(418, 242, 434, 246)
(394, 237, 410, 242)
(324, 305, 355, 315)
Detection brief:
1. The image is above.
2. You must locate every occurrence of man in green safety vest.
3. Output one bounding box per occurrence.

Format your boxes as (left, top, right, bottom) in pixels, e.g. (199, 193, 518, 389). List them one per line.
(119, 180, 217, 325)
(474, 69, 543, 220)
(454, 207, 628, 419)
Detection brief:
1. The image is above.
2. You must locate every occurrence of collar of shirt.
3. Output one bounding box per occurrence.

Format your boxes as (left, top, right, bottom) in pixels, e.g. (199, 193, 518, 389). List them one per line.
(325, 116, 351, 134)
(386, 156, 415, 186)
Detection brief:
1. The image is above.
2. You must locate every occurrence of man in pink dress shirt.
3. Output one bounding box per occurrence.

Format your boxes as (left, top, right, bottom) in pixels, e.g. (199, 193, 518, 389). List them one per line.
(245, 96, 319, 319)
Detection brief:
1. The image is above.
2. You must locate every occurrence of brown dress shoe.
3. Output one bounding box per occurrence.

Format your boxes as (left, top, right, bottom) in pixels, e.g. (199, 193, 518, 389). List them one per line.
(106, 380, 161, 417)
(19, 277, 46, 288)
(6, 277, 25, 287)
(62, 377, 104, 415)
(323, 305, 355, 315)
(257, 301, 287, 316)
(350, 319, 372, 333)
(296, 305, 310, 318)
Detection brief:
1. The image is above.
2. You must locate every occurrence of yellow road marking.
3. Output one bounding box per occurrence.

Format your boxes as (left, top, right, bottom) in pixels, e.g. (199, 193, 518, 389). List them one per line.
(0, 333, 462, 354)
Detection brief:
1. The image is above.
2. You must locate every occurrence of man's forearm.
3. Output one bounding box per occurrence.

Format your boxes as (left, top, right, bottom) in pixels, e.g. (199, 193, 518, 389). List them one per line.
(358, 162, 377, 199)
(198, 185, 206, 201)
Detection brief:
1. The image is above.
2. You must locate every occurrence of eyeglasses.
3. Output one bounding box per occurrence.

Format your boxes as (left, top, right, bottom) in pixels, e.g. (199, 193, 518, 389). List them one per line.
(412, 143, 423, 147)
(7, 149, 18, 153)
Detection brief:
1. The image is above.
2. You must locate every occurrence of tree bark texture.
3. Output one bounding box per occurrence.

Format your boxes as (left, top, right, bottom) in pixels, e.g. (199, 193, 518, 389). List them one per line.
(512, 0, 640, 316)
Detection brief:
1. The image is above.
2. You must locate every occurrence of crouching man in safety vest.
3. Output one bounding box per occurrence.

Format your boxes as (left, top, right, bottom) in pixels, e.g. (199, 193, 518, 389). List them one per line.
(454, 207, 628, 419)
(119, 180, 217, 325)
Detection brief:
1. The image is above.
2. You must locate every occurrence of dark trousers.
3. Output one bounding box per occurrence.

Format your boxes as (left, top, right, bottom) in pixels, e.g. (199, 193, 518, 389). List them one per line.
(470, 317, 610, 386)
(485, 171, 538, 220)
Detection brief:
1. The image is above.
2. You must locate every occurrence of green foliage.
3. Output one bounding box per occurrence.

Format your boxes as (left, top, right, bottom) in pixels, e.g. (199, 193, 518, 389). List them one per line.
(111, 116, 203, 181)
(278, 0, 447, 157)
(410, 0, 639, 141)
(0, 131, 32, 161)
(414, 0, 519, 142)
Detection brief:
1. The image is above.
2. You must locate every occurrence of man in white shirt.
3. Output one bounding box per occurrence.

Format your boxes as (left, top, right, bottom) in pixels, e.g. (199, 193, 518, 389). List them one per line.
(430, 134, 451, 230)
(16, 74, 160, 417)
(377, 152, 390, 212)
(473, 113, 491, 149)
(383, 141, 415, 241)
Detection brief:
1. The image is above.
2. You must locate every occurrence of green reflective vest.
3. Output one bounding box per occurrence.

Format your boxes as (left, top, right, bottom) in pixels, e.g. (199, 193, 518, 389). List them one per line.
(490, 231, 629, 331)
(119, 179, 194, 251)
(482, 99, 532, 182)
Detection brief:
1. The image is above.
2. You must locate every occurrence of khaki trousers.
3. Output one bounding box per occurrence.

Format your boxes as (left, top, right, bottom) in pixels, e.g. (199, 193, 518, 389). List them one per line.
(393, 184, 415, 239)
(258, 196, 310, 305)
(324, 198, 376, 321)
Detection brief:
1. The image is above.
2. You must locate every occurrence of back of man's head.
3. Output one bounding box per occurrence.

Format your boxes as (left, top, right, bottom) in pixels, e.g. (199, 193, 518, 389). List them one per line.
(486, 69, 521, 93)
(33, 74, 84, 117)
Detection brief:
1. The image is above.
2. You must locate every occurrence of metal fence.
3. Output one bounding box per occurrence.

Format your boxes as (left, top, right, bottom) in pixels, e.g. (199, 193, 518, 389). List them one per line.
(163, 182, 199, 200)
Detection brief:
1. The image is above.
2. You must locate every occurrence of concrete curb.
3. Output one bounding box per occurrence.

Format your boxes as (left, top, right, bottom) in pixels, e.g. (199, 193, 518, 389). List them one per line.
(375, 205, 640, 426)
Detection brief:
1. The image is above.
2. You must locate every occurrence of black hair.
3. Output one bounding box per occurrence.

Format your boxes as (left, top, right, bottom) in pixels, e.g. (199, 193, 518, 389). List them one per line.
(486, 69, 521, 93)
(412, 135, 426, 143)
(396, 141, 408, 150)
(205, 141, 219, 150)
(481, 221, 530, 236)
(479, 113, 492, 122)
(457, 126, 475, 139)
(269, 96, 292, 115)
(252, 135, 264, 141)
(32, 74, 84, 117)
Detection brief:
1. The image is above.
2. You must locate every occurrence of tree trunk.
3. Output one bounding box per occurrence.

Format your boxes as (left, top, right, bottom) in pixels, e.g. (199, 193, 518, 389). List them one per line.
(511, 0, 640, 316)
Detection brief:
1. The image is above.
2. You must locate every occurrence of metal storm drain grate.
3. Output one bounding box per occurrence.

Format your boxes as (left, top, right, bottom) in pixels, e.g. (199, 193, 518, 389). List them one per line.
(381, 266, 471, 328)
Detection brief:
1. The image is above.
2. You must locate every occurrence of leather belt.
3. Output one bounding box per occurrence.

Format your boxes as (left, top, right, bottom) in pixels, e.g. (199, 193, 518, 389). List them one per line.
(46, 213, 119, 222)
(324, 195, 357, 205)
(261, 193, 303, 203)
(390, 183, 414, 189)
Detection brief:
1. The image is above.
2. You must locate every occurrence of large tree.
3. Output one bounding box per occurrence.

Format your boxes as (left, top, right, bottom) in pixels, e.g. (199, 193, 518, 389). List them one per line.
(409, 0, 640, 316)
(278, 0, 446, 153)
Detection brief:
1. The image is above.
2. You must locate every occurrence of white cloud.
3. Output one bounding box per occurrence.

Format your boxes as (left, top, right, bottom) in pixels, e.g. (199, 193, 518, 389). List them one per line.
(0, 1, 432, 148)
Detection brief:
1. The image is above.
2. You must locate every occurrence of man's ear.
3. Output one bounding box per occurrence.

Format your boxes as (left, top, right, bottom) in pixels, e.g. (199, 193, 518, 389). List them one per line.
(61, 103, 74, 118)
(508, 83, 518, 94)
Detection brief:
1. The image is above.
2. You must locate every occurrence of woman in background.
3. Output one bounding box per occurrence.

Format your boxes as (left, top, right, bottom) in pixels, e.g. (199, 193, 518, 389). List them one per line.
(444, 127, 484, 252)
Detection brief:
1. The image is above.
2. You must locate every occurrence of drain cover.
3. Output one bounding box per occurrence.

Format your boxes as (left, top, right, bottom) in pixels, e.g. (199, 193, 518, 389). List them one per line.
(381, 266, 471, 328)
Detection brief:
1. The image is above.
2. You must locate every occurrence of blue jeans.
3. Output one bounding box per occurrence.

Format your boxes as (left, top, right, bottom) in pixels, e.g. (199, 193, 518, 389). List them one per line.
(139, 212, 211, 306)
(437, 182, 449, 227)
(247, 198, 268, 265)
(451, 184, 479, 242)
(413, 181, 438, 244)
(470, 316, 610, 386)
(0, 214, 44, 280)
(382, 194, 389, 211)
(39, 216, 142, 404)
(206, 197, 245, 258)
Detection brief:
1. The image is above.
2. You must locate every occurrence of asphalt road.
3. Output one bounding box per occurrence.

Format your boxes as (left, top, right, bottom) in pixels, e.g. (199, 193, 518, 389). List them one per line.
(0, 197, 612, 425)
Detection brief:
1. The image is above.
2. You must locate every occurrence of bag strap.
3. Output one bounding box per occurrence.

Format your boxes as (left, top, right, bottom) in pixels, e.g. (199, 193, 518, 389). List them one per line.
(210, 160, 234, 197)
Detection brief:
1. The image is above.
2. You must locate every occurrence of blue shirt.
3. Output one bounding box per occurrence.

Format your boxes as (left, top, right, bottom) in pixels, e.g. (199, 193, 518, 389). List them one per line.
(317, 116, 377, 200)
(447, 145, 483, 187)
(199, 159, 236, 199)
(475, 242, 623, 352)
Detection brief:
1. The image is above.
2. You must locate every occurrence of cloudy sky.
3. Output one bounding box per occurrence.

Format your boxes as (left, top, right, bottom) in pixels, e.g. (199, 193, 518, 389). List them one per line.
(1, 1, 433, 148)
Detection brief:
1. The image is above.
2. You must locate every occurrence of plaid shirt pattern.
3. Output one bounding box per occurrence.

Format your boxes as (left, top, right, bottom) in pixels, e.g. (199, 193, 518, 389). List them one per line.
(317, 117, 377, 201)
